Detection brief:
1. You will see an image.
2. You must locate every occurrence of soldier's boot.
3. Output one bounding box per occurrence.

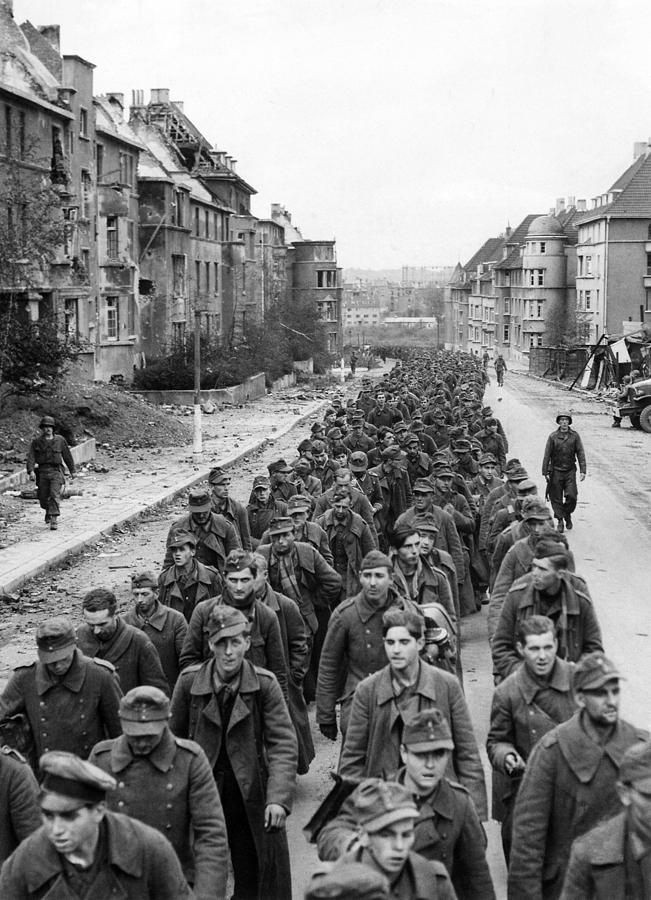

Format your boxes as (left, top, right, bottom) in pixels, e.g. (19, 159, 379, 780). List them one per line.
(50, 517, 58, 531)
(565, 515, 573, 530)
(556, 518, 564, 533)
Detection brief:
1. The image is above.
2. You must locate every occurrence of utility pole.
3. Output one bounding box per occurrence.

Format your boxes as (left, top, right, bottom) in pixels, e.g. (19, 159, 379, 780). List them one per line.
(193, 308, 202, 455)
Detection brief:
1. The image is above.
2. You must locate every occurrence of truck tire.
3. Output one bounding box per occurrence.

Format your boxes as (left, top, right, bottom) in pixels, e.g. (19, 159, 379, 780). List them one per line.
(639, 406, 651, 433)
(631, 414, 642, 429)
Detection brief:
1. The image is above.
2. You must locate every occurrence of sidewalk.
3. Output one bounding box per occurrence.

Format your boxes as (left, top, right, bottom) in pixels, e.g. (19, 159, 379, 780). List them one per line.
(0, 366, 391, 596)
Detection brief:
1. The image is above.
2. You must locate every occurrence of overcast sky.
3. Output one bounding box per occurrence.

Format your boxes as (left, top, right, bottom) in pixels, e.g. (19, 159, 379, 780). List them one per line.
(13, 0, 651, 269)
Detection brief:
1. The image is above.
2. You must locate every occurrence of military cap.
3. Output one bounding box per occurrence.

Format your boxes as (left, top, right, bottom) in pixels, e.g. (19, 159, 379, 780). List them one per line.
(40, 751, 116, 804)
(402, 708, 454, 752)
(332, 486, 351, 501)
(268, 458, 293, 474)
(36, 616, 76, 663)
(360, 550, 393, 571)
(327, 427, 344, 442)
(433, 466, 455, 478)
(414, 516, 439, 534)
(479, 453, 497, 465)
(391, 523, 419, 546)
(556, 411, 573, 424)
(364, 423, 378, 437)
(405, 433, 420, 446)
(39, 415, 56, 428)
(188, 489, 212, 512)
(324, 407, 337, 417)
(305, 863, 389, 900)
(208, 466, 230, 485)
(515, 478, 537, 494)
(311, 439, 326, 454)
(484, 417, 497, 427)
(351, 412, 365, 422)
(533, 538, 569, 564)
(331, 443, 348, 458)
(311, 422, 326, 435)
(224, 549, 255, 573)
(411, 420, 425, 432)
(470, 438, 484, 451)
(252, 475, 271, 489)
(573, 652, 622, 692)
(131, 570, 158, 589)
(351, 779, 418, 833)
(411, 411, 423, 421)
(287, 494, 312, 512)
(349, 451, 368, 472)
(267, 516, 295, 535)
(393, 422, 408, 434)
(506, 466, 529, 483)
(207, 605, 250, 640)
(481, 406, 493, 417)
(168, 528, 197, 548)
(293, 458, 312, 474)
(412, 478, 435, 493)
(521, 498, 552, 521)
(381, 446, 401, 461)
(453, 439, 472, 453)
(297, 438, 314, 454)
(119, 686, 170, 735)
(619, 741, 651, 793)
(432, 410, 446, 420)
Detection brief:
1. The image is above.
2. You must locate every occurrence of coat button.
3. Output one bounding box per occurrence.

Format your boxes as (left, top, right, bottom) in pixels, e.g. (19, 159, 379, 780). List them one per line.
(167, 783, 173, 790)
(118, 782, 125, 789)
(166, 803, 173, 809)
(118, 801, 124, 807)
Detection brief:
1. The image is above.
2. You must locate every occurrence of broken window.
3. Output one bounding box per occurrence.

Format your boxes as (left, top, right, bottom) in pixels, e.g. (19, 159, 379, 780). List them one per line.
(106, 216, 118, 259)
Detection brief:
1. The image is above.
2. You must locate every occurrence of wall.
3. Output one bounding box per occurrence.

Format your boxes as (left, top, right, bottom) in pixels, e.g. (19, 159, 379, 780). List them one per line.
(606, 219, 648, 333)
(0, 438, 96, 492)
(134, 372, 266, 406)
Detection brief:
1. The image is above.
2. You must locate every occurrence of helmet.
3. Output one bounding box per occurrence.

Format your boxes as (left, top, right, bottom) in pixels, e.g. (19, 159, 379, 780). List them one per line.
(555, 412, 573, 425)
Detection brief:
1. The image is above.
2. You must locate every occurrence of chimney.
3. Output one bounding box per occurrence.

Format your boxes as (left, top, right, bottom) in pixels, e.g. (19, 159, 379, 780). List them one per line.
(555, 197, 566, 215)
(567, 195, 576, 208)
(131, 89, 145, 107)
(230, 158, 237, 173)
(634, 141, 648, 159)
(107, 92, 124, 108)
(173, 100, 184, 112)
(38, 24, 59, 50)
(577, 199, 586, 212)
(150, 88, 170, 104)
(504, 224, 512, 238)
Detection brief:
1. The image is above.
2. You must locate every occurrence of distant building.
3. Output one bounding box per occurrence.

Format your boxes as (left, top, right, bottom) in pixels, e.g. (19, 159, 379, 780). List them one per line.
(286, 239, 342, 354)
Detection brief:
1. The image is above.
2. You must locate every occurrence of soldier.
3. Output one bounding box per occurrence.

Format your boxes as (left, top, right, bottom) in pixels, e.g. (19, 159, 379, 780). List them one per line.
(305, 862, 389, 900)
(338, 607, 488, 822)
(292, 457, 323, 502)
(316, 779, 456, 899)
(77, 588, 169, 695)
(316, 486, 376, 602)
(390, 525, 457, 629)
(343, 413, 376, 454)
(90, 686, 229, 900)
(560, 740, 651, 899)
(0, 615, 122, 762)
(26, 415, 76, 531)
(313, 467, 380, 545)
(319, 709, 495, 900)
(268, 458, 298, 503)
(367, 391, 403, 428)
(123, 571, 188, 692)
(349, 451, 384, 517)
(311, 439, 340, 490)
(0, 745, 40, 865)
(491, 539, 602, 680)
(508, 653, 649, 900)
(542, 411, 587, 532)
(486, 615, 577, 862)
(262, 494, 332, 565)
(0, 750, 190, 898)
(369, 446, 413, 544)
(247, 475, 288, 548)
(179, 549, 288, 699)
(316, 550, 418, 740)
(208, 466, 252, 550)
(157, 528, 222, 622)
(163, 489, 241, 573)
(404, 433, 434, 487)
(170, 605, 298, 900)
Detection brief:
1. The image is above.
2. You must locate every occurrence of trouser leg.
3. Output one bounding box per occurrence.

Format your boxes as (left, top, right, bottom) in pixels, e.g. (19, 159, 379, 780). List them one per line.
(41, 469, 64, 519)
(562, 469, 578, 516)
(547, 470, 565, 520)
(220, 769, 259, 900)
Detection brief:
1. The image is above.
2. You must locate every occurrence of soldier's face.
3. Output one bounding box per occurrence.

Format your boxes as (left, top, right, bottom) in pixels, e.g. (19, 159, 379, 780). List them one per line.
(83, 608, 118, 642)
(211, 482, 229, 500)
(480, 464, 495, 478)
(413, 491, 431, 511)
(517, 631, 557, 678)
(254, 486, 270, 504)
(383, 626, 423, 672)
(225, 568, 255, 603)
(271, 530, 294, 555)
(45, 650, 76, 678)
(577, 680, 621, 727)
(125, 728, 166, 757)
(41, 793, 104, 855)
(526, 518, 553, 537)
(360, 566, 391, 602)
(558, 417, 571, 432)
(362, 817, 416, 875)
(210, 632, 251, 680)
(274, 471, 288, 484)
(401, 745, 450, 795)
(531, 557, 560, 592)
(333, 499, 351, 519)
(132, 587, 157, 617)
(406, 443, 419, 458)
(396, 535, 421, 567)
(418, 533, 435, 554)
(191, 510, 212, 526)
(41, 426, 54, 439)
(352, 423, 363, 434)
(289, 510, 309, 528)
(172, 544, 195, 567)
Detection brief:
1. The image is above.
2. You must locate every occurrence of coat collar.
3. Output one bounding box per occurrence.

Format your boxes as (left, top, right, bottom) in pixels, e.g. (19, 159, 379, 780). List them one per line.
(321, 509, 366, 537)
(354, 585, 404, 623)
(376, 660, 437, 705)
(557, 712, 637, 782)
(189, 657, 260, 697)
(109, 728, 176, 773)
(517, 657, 573, 704)
(24, 812, 144, 892)
(35, 648, 86, 696)
(516, 573, 582, 615)
(125, 602, 169, 632)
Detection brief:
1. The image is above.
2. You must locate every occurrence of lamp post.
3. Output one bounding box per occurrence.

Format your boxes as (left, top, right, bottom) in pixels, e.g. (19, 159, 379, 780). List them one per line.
(193, 308, 203, 456)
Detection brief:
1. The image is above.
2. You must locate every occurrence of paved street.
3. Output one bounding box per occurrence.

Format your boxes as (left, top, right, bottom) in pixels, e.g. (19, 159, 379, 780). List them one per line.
(1, 369, 650, 898)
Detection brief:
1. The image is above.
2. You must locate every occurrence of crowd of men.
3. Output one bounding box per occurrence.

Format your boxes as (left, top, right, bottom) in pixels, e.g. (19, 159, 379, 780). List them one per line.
(0, 347, 649, 900)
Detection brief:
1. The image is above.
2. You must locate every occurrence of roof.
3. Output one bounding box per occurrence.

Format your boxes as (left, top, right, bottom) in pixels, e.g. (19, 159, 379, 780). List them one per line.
(131, 119, 215, 203)
(463, 237, 503, 272)
(94, 95, 144, 151)
(576, 152, 651, 223)
(528, 214, 564, 236)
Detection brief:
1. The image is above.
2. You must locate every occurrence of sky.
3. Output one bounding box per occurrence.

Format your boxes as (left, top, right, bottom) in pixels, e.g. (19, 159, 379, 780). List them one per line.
(12, 0, 651, 269)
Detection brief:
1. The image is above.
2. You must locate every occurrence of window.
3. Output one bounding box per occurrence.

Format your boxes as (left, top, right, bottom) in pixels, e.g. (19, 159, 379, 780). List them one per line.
(106, 216, 118, 258)
(527, 268, 545, 286)
(537, 302, 543, 318)
(317, 270, 337, 288)
(578, 290, 584, 310)
(127, 220, 134, 254)
(646, 290, 651, 312)
(214, 213, 219, 239)
(172, 321, 185, 348)
(106, 296, 119, 340)
(504, 299, 510, 314)
(205, 261, 210, 293)
(79, 107, 88, 138)
(64, 299, 78, 338)
(4, 105, 12, 156)
(195, 260, 201, 297)
(194, 207, 200, 237)
(173, 192, 184, 228)
(96, 143, 104, 181)
(213, 262, 219, 294)
(205, 210, 210, 238)
(503, 324, 510, 342)
(585, 291, 591, 310)
(172, 255, 185, 295)
(81, 170, 92, 219)
(540, 242, 546, 254)
(586, 256, 592, 275)
(81, 248, 90, 275)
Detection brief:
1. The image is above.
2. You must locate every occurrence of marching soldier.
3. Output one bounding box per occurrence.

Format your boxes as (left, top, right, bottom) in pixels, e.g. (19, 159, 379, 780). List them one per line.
(26, 415, 75, 531)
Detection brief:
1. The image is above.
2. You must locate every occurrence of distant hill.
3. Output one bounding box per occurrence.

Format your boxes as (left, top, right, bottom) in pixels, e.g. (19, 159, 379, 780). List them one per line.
(344, 267, 454, 284)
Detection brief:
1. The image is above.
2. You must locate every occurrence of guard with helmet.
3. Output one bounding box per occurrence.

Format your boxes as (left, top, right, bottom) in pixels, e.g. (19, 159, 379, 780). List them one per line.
(26, 415, 76, 531)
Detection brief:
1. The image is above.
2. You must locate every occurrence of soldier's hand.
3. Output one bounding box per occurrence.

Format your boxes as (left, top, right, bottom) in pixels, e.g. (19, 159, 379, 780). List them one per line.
(265, 803, 287, 831)
(28, 472, 35, 481)
(580, 473, 586, 482)
(319, 722, 338, 741)
(505, 751, 526, 776)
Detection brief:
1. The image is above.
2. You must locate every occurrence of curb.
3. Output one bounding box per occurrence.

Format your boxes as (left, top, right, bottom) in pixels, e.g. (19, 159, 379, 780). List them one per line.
(509, 370, 605, 401)
(0, 403, 325, 595)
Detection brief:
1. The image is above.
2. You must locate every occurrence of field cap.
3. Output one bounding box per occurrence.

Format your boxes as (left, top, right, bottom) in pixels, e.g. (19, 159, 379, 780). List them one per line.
(188, 489, 212, 512)
(349, 451, 368, 472)
(352, 779, 418, 833)
(40, 751, 116, 804)
(360, 550, 393, 571)
(573, 652, 623, 692)
(207, 605, 250, 641)
(287, 495, 312, 512)
(381, 446, 401, 461)
(252, 475, 270, 489)
(168, 528, 197, 548)
(131, 571, 158, 590)
(311, 440, 326, 454)
(208, 467, 230, 485)
(267, 516, 295, 536)
(412, 478, 435, 493)
(414, 516, 439, 534)
(305, 863, 389, 900)
(515, 478, 537, 494)
(405, 434, 420, 446)
(120, 686, 170, 736)
(479, 453, 496, 465)
(39, 415, 56, 428)
(268, 459, 292, 474)
(521, 498, 552, 521)
(619, 742, 651, 794)
(506, 466, 529, 483)
(402, 709, 454, 752)
(36, 616, 76, 663)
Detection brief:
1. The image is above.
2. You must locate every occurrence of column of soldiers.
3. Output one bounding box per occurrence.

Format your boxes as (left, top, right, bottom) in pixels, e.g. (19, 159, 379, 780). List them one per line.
(0, 348, 649, 899)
